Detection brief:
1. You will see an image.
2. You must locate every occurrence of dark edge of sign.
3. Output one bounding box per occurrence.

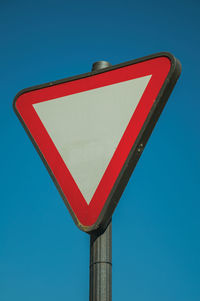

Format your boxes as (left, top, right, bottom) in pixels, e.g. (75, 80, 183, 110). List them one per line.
(13, 52, 182, 234)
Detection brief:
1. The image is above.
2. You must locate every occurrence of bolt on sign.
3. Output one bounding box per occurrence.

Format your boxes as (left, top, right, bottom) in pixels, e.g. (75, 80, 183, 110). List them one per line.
(13, 52, 181, 232)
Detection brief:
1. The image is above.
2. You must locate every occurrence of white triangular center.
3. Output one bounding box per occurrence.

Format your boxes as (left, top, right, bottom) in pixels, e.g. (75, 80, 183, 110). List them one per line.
(33, 75, 151, 204)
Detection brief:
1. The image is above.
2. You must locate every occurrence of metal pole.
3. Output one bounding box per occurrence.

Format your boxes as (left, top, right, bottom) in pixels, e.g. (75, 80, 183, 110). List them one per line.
(90, 222, 112, 301)
(90, 60, 112, 301)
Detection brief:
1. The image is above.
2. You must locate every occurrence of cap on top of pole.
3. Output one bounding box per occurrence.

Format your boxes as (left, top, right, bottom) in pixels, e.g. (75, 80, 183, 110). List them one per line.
(92, 61, 112, 71)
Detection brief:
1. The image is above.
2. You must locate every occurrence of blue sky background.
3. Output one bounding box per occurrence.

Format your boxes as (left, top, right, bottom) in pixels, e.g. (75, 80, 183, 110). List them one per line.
(1, 0, 200, 300)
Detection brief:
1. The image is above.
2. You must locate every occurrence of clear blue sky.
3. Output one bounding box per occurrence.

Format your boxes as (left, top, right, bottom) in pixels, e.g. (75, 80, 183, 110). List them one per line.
(1, 1, 200, 300)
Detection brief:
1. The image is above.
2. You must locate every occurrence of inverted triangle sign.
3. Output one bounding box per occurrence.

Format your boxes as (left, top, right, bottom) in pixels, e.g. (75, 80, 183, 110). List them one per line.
(14, 53, 181, 232)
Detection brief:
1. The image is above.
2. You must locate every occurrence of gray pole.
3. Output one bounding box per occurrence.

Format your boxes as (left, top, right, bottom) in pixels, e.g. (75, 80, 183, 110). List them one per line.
(90, 60, 112, 301)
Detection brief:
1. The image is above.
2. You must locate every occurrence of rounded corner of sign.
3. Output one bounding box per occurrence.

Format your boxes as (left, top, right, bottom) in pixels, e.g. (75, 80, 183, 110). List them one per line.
(13, 88, 28, 113)
(76, 222, 98, 234)
(13, 96, 18, 113)
(73, 215, 102, 233)
(13, 92, 21, 112)
(158, 52, 182, 74)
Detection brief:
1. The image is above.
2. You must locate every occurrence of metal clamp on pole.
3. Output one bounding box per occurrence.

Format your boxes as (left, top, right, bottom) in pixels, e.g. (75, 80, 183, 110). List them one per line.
(90, 60, 112, 301)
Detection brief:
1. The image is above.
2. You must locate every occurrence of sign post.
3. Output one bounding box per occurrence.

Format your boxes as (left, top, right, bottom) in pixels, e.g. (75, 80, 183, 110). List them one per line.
(90, 61, 112, 301)
(90, 221, 112, 301)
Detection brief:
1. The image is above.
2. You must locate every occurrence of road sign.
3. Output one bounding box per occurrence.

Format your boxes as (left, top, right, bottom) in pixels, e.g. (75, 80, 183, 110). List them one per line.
(13, 52, 181, 232)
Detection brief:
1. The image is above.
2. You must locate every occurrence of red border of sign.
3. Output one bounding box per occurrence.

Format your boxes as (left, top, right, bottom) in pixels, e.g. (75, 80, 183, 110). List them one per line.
(13, 53, 181, 232)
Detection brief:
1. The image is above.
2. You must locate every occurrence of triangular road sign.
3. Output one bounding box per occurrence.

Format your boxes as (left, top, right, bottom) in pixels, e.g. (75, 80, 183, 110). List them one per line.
(13, 52, 181, 232)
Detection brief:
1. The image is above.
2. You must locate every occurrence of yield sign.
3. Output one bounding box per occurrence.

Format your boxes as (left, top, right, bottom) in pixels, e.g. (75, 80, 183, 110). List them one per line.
(13, 52, 181, 232)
